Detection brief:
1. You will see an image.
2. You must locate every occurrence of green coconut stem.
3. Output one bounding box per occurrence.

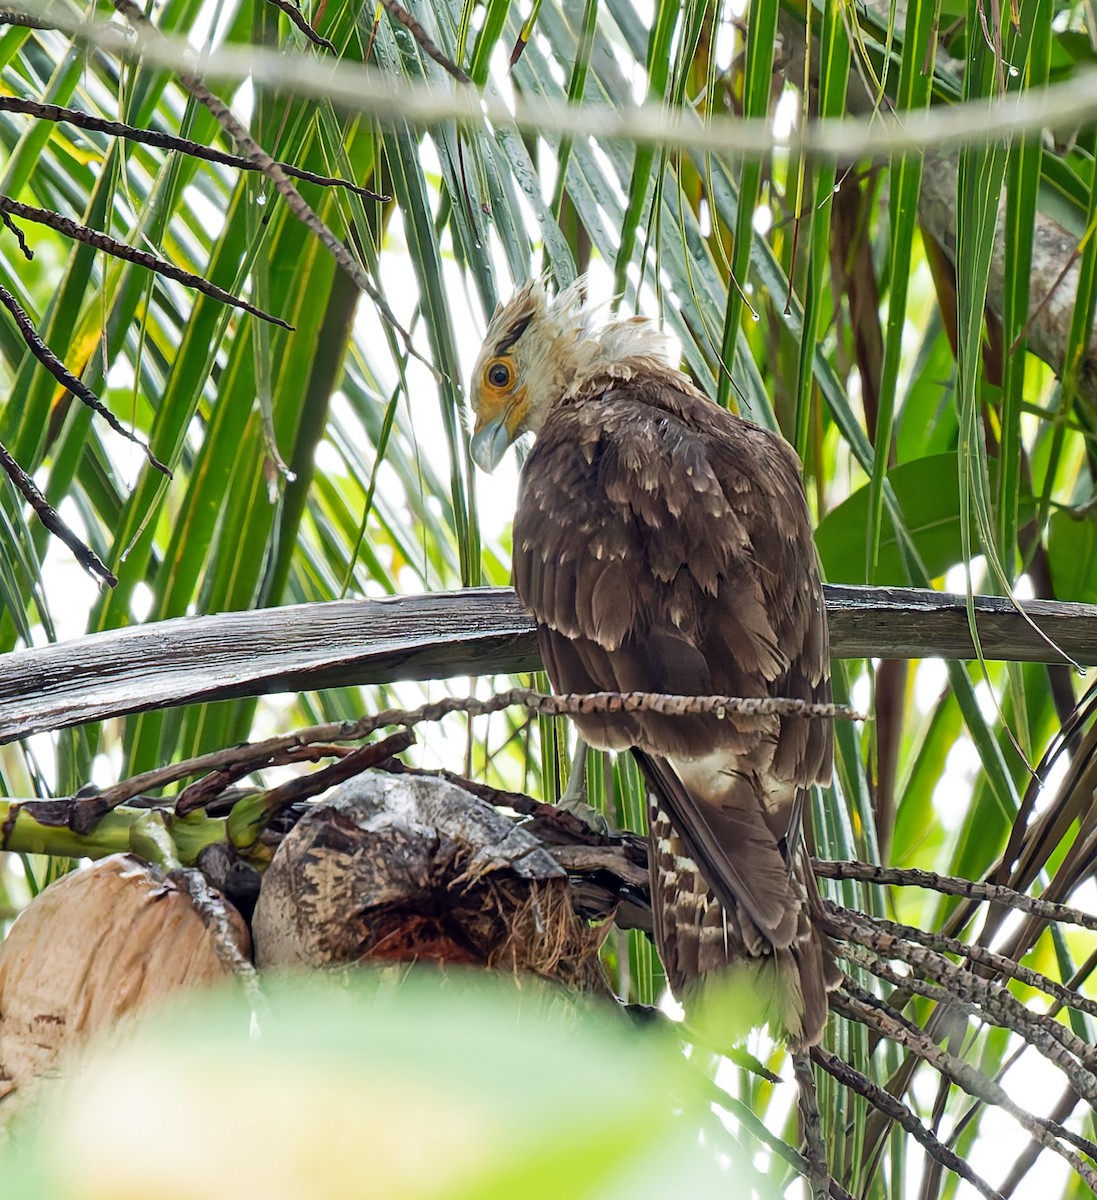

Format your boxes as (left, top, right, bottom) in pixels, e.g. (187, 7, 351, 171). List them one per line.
(0, 800, 258, 867)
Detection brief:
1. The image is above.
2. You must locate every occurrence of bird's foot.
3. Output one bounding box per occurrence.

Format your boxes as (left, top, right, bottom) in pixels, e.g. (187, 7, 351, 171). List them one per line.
(555, 791, 610, 835)
(554, 737, 609, 833)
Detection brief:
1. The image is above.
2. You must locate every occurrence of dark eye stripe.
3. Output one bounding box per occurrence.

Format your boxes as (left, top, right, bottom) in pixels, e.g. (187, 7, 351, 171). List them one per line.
(493, 313, 533, 356)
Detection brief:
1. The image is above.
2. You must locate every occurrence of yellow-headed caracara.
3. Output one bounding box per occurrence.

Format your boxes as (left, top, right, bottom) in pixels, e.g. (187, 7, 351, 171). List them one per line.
(469, 279, 836, 1046)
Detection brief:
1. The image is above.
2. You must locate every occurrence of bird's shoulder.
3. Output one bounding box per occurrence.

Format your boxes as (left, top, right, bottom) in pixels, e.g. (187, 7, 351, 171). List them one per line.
(521, 366, 806, 530)
(512, 361, 831, 786)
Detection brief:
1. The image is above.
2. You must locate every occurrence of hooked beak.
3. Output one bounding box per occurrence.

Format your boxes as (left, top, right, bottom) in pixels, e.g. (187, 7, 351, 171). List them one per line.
(470, 415, 514, 473)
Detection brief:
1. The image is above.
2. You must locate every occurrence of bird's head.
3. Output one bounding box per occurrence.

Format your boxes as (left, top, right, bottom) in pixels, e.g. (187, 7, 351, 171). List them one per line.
(469, 278, 672, 472)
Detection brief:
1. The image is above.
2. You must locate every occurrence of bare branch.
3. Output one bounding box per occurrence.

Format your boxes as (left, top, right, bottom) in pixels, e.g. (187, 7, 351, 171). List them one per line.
(833, 990, 1097, 1190)
(828, 903, 1097, 1019)
(0, 97, 386, 198)
(110, 0, 430, 368)
(262, 0, 335, 52)
(0, 438, 117, 586)
(1, 209, 31, 257)
(0, 6, 50, 25)
(345, 688, 863, 736)
(815, 858, 1097, 934)
(67, 688, 852, 814)
(1, 195, 292, 329)
(792, 1051, 830, 1200)
(17, 5, 1097, 161)
(830, 928, 1097, 1114)
(224, 731, 415, 848)
(810, 1047, 1003, 1200)
(378, 0, 470, 83)
(0, 281, 168, 477)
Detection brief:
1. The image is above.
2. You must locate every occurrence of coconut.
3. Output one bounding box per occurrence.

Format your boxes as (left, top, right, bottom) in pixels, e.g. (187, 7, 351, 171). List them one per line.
(252, 773, 608, 990)
(0, 853, 251, 1112)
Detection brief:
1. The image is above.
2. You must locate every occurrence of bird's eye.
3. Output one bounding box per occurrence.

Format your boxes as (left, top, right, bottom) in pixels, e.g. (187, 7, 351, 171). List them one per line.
(487, 361, 512, 389)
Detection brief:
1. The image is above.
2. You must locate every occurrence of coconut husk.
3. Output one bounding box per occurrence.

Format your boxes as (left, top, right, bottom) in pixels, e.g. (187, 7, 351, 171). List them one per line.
(0, 854, 251, 1109)
(252, 773, 609, 991)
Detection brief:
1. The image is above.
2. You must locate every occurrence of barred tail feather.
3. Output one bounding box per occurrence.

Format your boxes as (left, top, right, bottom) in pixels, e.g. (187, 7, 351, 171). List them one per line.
(685, 941, 832, 1049)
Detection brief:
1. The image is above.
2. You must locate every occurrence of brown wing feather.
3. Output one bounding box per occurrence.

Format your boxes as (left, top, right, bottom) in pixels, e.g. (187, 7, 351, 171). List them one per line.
(515, 371, 830, 773)
(513, 367, 834, 1044)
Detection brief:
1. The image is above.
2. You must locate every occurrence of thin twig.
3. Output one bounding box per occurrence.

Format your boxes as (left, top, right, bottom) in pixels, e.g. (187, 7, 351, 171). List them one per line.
(833, 990, 1097, 1190)
(792, 1051, 830, 1200)
(999, 1087, 1083, 1197)
(262, 0, 336, 51)
(0, 194, 292, 328)
(349, 687, 864, 738)
(813, 858, 1097, 933)
(834, 934, 1097, 1113)
(223, 731, 415, 849)
(30, 7, 1097, 162)
(0, 97, 386, 197)
(705, 1080, 857, 1200)
(0, 281, 168, 477)
(111, 0, 431, 369)
(173, 743, 354, 815)
(0, 437, 117, 586)
(72, 688, 862, 810)
(810, 1047, 1003, 1200)
(0, 7, 51, 26)
(379, 0, 470, 82)
(71, 732, 413, 839)
(830, 903, 1097, 1019)
(174, 765, 261, 815)
(945, 955, 1097, 1192)
(1, 209, 31, 257)
(827, 907, 1097, 1075)
(245, 731, 415, 819)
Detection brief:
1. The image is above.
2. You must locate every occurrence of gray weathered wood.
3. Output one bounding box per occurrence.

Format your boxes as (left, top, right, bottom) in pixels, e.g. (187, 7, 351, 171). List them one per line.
(822, 585, 1097, 662)
(0, 584, 1094, 744)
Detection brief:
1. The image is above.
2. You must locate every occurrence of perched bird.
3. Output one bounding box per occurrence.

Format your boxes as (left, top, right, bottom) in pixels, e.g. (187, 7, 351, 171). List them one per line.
(469, 279, 836, 1046)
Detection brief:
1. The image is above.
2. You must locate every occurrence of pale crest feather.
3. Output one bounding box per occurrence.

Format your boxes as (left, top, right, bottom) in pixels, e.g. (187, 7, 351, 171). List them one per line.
(540, 277, 674, 383)
(473, 277, 677, 436)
